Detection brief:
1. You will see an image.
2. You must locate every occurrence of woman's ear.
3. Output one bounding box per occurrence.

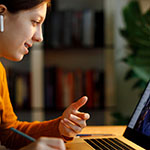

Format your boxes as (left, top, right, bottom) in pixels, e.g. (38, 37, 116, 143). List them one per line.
(0, 5, 7, 14)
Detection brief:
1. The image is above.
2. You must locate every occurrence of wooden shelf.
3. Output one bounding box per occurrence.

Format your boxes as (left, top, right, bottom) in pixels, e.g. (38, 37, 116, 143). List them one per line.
(44, 47, 104, 51)
(44, 48, 105, 71)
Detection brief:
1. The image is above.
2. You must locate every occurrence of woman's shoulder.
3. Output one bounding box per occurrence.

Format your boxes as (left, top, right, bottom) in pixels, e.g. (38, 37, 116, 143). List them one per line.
(0, 62, 5, 72)
(0, 62, 6, 80)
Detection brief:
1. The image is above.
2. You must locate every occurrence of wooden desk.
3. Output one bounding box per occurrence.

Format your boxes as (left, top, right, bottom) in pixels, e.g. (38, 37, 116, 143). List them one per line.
(0, 126, 127, 150)
(80, 125, 126, 136)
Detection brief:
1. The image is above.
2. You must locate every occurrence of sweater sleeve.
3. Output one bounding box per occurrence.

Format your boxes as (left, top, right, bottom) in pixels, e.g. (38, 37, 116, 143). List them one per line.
(0, 117, 62, 149)
(0, 62, 64, 149)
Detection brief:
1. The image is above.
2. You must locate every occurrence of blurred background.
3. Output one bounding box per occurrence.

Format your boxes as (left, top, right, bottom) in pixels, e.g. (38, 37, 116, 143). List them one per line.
(1, 0, 150, 126)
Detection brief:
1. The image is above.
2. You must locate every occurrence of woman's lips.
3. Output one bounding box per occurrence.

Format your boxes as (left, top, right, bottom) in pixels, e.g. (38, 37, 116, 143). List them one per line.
(24, 43, 33, 54)
(24, 43, 29, 48)
(24, 43, 29, 54)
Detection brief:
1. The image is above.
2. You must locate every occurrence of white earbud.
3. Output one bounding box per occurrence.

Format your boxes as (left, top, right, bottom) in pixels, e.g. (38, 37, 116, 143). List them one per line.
(0, 15, 4, 32)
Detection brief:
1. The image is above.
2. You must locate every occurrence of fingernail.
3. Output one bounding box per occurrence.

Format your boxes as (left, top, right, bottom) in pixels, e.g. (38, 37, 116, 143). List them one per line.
(70, 114, 74, 119)
(83, 96, 88, 100)
(64, 118, 68, 122)
(85, 113, 90, 119)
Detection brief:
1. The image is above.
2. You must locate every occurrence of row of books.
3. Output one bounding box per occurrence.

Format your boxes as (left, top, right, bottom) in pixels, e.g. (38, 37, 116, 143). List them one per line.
(7, 67, 105, 110)
(43, 10, 104, 49)
(44, 67, 105, 109)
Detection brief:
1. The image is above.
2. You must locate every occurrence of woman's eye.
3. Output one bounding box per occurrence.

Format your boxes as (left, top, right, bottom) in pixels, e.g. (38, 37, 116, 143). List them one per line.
(32, 20, 40, 26)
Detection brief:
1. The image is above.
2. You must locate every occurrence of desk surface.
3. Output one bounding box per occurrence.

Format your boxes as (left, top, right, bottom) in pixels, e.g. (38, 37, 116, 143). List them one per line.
(0, 126, 127, 150)
(80, 125, 127, 136)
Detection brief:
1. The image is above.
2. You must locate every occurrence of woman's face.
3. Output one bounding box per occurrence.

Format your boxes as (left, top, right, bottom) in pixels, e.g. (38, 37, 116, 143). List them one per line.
(0, 3, 47, 61)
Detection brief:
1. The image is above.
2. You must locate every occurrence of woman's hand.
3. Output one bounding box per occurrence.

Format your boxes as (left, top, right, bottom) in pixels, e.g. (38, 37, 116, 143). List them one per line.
(58, 96, 90, 138)
(20, 137, 66, 150)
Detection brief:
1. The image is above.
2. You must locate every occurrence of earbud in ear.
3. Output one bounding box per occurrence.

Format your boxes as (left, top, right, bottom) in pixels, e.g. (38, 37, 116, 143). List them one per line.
(0, 15, 4, 32)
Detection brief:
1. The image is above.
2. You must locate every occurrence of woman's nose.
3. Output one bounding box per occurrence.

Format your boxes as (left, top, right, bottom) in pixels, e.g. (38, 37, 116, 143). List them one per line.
(32, 27, 43, 42)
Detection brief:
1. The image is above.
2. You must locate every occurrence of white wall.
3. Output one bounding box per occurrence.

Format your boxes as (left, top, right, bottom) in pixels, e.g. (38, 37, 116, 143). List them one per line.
(113, 0, 142, 117)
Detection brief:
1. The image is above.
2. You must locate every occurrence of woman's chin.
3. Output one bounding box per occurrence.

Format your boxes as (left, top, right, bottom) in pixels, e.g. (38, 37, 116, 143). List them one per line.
(4, 55, 24, 62)
(14, 56, 24, 62)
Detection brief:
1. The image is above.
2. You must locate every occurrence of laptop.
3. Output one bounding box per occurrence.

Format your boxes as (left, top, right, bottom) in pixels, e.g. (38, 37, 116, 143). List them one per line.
(66, 81, 150, 150)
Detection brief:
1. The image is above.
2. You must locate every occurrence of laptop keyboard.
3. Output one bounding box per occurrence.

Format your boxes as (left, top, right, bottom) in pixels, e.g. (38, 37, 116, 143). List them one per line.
(84, 138, 136, 150)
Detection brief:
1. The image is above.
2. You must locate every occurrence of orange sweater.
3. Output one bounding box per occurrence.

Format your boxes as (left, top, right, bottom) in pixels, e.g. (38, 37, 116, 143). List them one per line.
(0, 62, 62, 149)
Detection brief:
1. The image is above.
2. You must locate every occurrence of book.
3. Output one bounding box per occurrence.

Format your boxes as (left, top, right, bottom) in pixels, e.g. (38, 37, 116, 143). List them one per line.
(85, 70, 94, 109)
(74, 69, 83, 99)
(44, 67, 55, 109)
(72, 11, 83, 47)
(93, 71, 105, 109)
(82, 9, 95, 47)
(44, 11, 63, 49)
(94, 11, 104, 48)
(55, 67, 63, 109)
(62, 71, 74, 108)
(62, 11, 73, 47)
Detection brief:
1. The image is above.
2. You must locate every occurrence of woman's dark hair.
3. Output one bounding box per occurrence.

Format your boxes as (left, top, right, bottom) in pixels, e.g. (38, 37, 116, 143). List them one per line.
(0, 0, 50, 13)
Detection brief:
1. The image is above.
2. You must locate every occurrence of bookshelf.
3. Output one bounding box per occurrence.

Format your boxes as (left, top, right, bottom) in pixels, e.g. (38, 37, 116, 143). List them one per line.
(4, 0, 116, 125)
(43, 0, 105, 112)
(41, 0, 115, 124)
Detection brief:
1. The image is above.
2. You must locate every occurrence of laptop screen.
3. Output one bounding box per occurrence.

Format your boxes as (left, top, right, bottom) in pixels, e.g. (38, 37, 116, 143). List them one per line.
(123, 81, 150, 149)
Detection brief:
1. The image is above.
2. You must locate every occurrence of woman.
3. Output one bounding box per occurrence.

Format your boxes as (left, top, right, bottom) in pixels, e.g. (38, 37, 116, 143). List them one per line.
(0, 0, 90, 150)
